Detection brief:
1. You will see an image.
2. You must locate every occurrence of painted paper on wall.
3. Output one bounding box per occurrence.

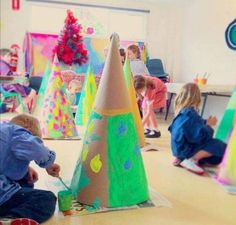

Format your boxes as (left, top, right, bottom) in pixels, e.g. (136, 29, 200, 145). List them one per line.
(23, 32, 146, 76)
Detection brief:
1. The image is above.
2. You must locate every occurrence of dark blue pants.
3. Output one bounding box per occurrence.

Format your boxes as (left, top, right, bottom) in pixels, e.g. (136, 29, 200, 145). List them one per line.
(0, 188, 56, 223)
(0, 173, 57, 223)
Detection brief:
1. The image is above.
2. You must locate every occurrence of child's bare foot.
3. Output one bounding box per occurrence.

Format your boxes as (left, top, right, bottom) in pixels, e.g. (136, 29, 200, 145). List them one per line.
(172, 158, 182, 167)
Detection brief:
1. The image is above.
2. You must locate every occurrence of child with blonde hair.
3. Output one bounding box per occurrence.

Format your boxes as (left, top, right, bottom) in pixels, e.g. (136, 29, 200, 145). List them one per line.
(168, 83, 226, 175)
(134, 75, 167, 138)
(0, 114, 60, 224)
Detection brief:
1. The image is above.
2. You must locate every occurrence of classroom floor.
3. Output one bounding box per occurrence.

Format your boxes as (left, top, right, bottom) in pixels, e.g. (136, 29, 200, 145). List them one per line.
(1, 113, 235, 225)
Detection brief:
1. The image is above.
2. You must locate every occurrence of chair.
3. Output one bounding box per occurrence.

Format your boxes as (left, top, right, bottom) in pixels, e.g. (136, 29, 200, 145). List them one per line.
(146, 59, 169, 83)
(29, 76, 43, 94)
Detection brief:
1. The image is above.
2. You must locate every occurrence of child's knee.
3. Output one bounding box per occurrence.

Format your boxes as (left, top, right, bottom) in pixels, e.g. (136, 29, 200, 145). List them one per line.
(41, 190, 57, 214)
(199, 156, 223, 166)
(45, 190, 57, 204)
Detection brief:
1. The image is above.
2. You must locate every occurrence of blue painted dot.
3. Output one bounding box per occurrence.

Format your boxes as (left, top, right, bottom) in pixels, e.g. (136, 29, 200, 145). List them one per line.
(91, 133, 101, 141)
(135, 144, 141, 155)
(124, 160, 132, 170)
(117, 122, 127, 135)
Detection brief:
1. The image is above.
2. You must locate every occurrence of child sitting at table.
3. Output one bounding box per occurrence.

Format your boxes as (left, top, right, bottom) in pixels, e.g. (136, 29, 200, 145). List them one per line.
(0, 114, 60, 224)
(168, 83, 226, 175)
(0, 48, 36, 112)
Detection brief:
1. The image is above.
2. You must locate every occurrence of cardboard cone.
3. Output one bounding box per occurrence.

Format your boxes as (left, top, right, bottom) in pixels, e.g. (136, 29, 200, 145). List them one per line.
(34, 64, 51, 116)
(217, 125, 236, 185)
(215, 89, 236, 142)
(123, 58, 145, 147)
(75, 65, 97, 126)
(71, 33, 149, 208)
(39, 55, 78, 139)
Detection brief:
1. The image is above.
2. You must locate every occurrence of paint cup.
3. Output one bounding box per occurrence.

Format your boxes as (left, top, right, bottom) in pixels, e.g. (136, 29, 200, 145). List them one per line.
(198, 78, 207, 85)
(58, 190, 72, 212)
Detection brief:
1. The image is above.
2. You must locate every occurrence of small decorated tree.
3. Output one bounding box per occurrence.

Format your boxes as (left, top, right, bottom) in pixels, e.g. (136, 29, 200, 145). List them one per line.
(54, 10, 88, 66)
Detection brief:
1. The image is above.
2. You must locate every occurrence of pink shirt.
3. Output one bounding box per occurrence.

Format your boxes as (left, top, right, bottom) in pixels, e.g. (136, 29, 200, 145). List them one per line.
(142, 76, 167, 109)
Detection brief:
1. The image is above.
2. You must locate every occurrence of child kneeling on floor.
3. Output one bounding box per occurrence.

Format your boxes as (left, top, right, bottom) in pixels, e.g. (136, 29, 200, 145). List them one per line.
(168, 83, 226, 175)
(0, 114, 60, 224)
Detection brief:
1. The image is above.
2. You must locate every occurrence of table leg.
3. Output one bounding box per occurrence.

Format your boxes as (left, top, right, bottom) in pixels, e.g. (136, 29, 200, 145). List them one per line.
(201, 94, 208, 117)
(165, 93, 174, 120)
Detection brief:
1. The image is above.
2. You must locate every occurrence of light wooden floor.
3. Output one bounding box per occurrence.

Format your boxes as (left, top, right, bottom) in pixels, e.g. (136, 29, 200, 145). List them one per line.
(1, 113, 236, 225)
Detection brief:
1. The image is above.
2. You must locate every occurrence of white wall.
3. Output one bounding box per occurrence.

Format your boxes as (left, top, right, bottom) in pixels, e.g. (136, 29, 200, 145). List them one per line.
(0, 0, 30, 70)
(1, 0, 235, 118)
(180, 0, 236, 85)
(1, 0, 235, 83)
(0, 0, 185, 77)
(179, 0, 236, 119)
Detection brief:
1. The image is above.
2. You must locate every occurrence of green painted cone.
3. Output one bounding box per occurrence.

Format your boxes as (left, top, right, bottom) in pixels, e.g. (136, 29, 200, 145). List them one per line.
(71, 34, 149, 208)
(215, 89, 236, 142)
(75, 65, 97, 126)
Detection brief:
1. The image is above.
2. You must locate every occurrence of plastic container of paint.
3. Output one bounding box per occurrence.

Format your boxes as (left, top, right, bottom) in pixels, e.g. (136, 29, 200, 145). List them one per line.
(58, 190, 72, 212)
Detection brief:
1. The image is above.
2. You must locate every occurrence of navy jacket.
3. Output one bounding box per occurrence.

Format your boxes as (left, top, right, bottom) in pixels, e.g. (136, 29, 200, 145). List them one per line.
(168, 107, 214, 160)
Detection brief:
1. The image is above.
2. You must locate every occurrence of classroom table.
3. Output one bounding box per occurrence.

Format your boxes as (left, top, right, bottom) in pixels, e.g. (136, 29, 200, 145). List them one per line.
(0, 75, 14, 82)
(0, 75, 27, 84)
(165, 83, 235, 120)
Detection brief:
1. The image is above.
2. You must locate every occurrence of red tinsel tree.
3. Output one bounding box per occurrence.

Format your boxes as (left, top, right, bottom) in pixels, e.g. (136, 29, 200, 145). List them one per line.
(54, 10, 88, 66)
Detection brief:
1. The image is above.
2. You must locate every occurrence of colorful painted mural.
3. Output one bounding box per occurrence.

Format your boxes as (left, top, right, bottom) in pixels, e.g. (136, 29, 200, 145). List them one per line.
(23, 32, 147, 76)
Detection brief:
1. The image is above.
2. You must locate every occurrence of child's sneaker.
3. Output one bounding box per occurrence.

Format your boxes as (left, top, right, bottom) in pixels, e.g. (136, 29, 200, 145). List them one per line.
(180, 158, 205, 175)
(144, 129, 151, 135)
(0, 218, 39, 225)
(145, 130, 161, 138)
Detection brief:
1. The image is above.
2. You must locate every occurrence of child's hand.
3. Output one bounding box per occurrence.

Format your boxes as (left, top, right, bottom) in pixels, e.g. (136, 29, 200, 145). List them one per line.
(46, 163, 60, 177)
(28, 166, 38, 184)
(207, 116, 217, 126)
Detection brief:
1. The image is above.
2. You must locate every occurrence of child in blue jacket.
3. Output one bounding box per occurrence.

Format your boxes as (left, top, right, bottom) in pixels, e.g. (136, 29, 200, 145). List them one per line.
(0, 114, 60, 224)
(168, 83, 226, 175)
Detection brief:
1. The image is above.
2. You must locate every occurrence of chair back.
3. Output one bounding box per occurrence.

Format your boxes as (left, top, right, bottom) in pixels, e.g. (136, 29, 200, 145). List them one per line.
(147, 59, 165, 75)
(146, 59, 169, 82)
(29, 76, 43, 93)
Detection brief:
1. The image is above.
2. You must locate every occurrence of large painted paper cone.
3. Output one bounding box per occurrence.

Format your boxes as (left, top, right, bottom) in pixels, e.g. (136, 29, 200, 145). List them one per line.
(71, 34, 149, 208)
(75, 65, 97, 126)
(123, 58, 145, 147)
(215, 89, 236, 142)
(39, 55, 78, 139)
(217, 125, 236, 185)
(215, 88, 236, 185)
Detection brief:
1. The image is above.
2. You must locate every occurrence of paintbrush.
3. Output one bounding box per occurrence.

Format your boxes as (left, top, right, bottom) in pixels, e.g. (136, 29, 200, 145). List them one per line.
(58, 177, 71, 190)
